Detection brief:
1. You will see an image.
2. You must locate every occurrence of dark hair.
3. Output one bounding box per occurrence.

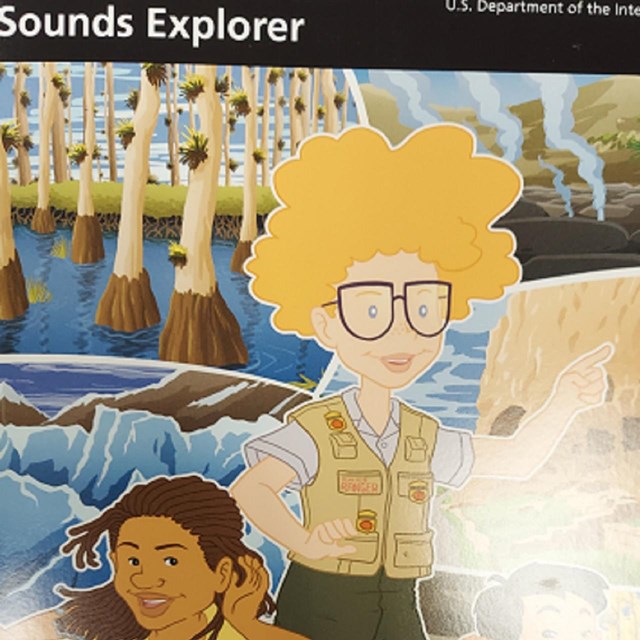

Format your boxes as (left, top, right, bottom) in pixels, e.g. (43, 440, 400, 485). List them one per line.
(57, 475, 275, 640)
(473, 562, 608, 640)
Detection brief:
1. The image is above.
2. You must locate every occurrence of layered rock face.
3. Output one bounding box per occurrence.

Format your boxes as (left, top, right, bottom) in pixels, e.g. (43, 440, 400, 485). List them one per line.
(477, 276, 640, 437)
(434, 275, 640, 586)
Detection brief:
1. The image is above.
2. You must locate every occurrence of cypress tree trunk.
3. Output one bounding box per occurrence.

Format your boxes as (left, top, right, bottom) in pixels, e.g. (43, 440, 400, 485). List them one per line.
(272, 73, 284, 168)
(261, 71, 271, 187)
(52, 91, 68, 182)
(160, 65, 247, 366)
(231, 66, 258, 274)
(72, 62, 104, 265)
(105, 63, 118, 182)
(32, 62, 57, 235)
(166, 64, 180, 187)
(95, 65, 162, 332)
(322, 69, 339, 134)
(224, 64, 232, 187)
(289, 68, 301, 155)
(301, 67, 311, 139)
(341, 78, 349, 131)
(0, 136, 28, 319)
(13, 64, 32, 186)
(312, 68, 320, 134)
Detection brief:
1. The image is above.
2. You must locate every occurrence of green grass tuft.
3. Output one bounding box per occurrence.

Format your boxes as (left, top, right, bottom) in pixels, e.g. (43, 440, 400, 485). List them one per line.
(27, 279, 52, 304)
(10, 181, 278, 219)
(50, 237, 69, 259)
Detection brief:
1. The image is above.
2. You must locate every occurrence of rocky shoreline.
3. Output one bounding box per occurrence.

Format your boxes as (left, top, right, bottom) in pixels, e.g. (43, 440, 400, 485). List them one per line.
(1, 369, 311, 431)
(11, 207, 268, 241)
(12, 184, 640, 281)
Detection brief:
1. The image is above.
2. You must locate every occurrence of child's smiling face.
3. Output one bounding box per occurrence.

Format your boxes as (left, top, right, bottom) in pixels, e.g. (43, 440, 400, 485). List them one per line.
(519, 591, 602, 640)
(110, 516, 227, 634)
(311, 251, 449, 390)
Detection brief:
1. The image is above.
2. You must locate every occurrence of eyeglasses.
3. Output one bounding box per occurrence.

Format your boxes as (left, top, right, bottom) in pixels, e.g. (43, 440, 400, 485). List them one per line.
(323, 280, 452, 341)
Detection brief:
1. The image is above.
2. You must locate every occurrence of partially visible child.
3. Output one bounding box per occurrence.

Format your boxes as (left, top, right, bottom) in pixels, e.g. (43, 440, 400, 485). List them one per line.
(466, 562, 609, 640)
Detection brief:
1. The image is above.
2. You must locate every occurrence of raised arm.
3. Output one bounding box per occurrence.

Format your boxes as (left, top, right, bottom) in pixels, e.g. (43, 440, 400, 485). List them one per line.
(230, 456, 356, 560)
(471, 342, 613, 480)
(223, 556, 309, 640)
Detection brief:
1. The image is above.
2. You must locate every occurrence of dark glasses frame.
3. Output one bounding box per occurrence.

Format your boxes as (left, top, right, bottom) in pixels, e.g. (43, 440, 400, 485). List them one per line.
(322, 280, 452, 341)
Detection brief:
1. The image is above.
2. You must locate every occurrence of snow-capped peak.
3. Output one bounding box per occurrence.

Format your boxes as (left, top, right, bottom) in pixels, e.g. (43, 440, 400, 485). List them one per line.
(0, 381, 38, 410)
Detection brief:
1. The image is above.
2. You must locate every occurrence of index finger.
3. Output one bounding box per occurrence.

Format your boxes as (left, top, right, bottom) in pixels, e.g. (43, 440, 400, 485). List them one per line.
(570, 342, 615, 373)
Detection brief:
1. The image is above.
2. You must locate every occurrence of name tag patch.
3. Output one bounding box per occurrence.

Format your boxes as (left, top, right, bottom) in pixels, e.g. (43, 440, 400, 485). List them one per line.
(338, 471, 382, 495)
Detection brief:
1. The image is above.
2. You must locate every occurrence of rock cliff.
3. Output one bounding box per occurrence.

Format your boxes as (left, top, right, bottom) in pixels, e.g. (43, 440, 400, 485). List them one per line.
(433, 275, 640, 586)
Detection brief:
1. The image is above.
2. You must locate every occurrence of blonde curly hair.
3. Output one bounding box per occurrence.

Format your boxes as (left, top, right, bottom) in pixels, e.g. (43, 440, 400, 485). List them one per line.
(247, 125, 522, 337)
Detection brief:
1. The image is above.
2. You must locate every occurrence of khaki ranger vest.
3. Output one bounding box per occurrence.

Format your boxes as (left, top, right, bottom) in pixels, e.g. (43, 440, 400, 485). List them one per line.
(289, 394, 438, 579)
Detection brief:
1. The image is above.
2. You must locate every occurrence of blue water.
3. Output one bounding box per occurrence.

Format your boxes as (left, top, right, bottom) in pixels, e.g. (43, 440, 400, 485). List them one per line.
(0, 311, 502, 625)
(0, 295, 506, 625)
(1, 226, 329, 385)
(0, 402, 290, 624)
(0, 224, 508, 626)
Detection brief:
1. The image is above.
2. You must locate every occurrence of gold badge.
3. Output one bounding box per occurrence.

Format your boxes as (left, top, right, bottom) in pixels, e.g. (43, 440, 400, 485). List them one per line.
(408, 480, 429, 504)
(325, 410, 346, 431)
(356, 509, 377, 534)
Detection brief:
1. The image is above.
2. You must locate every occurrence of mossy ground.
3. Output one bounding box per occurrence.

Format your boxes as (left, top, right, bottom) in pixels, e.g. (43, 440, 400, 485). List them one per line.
(10, 181, 278, 219)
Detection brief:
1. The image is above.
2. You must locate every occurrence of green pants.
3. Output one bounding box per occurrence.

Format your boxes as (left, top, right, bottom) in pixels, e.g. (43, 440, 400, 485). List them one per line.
(275, 562, 427, 640)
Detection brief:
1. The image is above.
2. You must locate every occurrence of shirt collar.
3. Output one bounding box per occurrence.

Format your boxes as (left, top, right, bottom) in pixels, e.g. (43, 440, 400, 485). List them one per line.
(341, 387, 400, 437)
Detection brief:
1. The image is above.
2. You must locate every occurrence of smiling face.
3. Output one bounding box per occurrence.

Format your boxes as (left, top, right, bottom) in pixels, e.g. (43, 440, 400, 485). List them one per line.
(519, 592, 602, 640)
(110, 516, 230, 634)
(311, 252, 447, 391)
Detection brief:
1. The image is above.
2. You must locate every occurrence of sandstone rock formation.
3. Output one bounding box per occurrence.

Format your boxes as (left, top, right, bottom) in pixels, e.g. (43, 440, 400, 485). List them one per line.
(433, 275, 640, 587)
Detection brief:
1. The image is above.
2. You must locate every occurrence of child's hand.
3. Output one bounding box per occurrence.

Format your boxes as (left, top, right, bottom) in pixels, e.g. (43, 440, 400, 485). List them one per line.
(223, 555, 268, 625)
(549, 342, 614, 418)
(299, 519, 358, 560)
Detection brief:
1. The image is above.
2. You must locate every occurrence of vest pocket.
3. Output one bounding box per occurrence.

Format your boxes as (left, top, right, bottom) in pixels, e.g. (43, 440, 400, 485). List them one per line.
(396, 472, 434, 502)
(393, 531, 433, 568)
(343, 533, 379, 564)
(405, 436, 427, 462)
(330, 432, 358, 458)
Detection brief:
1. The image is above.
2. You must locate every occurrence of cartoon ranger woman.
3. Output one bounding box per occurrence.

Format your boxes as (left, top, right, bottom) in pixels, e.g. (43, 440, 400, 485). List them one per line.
(230, 125, 613, 640)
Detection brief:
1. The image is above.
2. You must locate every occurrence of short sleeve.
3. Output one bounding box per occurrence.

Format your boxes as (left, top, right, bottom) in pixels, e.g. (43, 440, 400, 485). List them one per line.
(243, 420, 319, 491)
(431, 427, 475, 488)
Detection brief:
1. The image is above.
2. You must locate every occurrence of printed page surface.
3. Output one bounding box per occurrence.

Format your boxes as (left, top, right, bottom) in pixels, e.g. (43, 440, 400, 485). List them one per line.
(0, 3, 638, 639)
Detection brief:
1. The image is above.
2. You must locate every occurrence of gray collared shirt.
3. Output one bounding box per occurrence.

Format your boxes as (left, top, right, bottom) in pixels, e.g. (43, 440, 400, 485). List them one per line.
(244, 387, 474, 490)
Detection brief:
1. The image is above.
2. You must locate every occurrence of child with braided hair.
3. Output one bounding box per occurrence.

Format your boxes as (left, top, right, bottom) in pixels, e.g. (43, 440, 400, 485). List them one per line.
(49, 475, 307, 640)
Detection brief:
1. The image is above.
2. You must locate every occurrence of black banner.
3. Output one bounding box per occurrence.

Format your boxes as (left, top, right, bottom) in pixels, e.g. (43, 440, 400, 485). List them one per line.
(0, 0, 638, 73)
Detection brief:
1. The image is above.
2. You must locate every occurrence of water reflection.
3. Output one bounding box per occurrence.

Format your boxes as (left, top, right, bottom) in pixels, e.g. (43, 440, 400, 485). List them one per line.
(5, 228, 332, 383)
(93, 324, 163, 359)
(296, 339, 310, 380)
(73, 261, 106, 354)
(229, 270, 261, 369)
(33, 233, 56, 353)
(0, 316, 26, 353)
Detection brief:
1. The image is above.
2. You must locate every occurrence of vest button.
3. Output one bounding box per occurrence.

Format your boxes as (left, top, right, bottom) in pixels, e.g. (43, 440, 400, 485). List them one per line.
(356, 509, 377, 533)
(408, 480, 429, 504)
(325, 411, 346, 431)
